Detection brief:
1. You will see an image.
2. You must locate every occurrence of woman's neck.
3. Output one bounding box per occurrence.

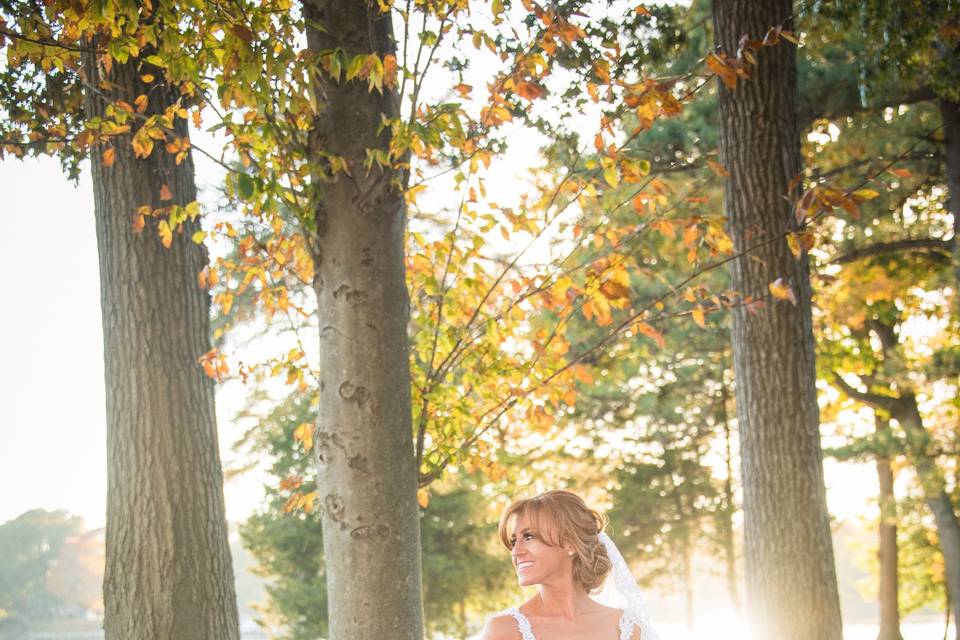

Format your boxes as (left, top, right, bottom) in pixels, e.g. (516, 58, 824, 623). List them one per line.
(534, 581, 595, 620)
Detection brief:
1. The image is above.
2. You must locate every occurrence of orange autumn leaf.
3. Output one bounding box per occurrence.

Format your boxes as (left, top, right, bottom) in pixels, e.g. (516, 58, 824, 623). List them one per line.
(279, 476, 303, 491)
(706, 53, 738, 90)
(417, 488, 430, 508)
(707, 159, 730, 177)
(102, 147, 116, 167)
(633, 321, 666, 348)
(160, 184, 173, 201)
(599, 280, 630, 301)
(516, 81, 546, 101)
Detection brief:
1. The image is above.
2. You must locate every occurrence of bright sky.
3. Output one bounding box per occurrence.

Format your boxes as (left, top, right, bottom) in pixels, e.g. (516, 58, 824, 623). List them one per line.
(0, 155, 266, 529)
(0, 150, 885, 531)
(0, 1, 889, 532)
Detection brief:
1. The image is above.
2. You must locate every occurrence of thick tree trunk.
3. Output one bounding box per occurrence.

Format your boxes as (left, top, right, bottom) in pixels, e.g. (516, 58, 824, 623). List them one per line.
(875, 415, 903, 640)
(940, 99, 960, 305)
(302, 2, 424, 639)
(712, 2, 843, 639)
(82, 52, 240, 639)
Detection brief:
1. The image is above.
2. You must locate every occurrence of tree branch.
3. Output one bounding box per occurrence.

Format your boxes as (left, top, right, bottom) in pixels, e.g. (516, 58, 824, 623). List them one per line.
(831, 372, 899, 413)
(830, 237, 952, 265)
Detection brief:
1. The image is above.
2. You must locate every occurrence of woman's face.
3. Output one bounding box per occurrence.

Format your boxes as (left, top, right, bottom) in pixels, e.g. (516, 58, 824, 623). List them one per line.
(509, 511, 572, 587)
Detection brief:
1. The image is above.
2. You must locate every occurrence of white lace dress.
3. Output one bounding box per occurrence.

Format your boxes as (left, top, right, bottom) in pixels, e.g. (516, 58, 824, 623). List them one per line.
(501, 606, 641, 640)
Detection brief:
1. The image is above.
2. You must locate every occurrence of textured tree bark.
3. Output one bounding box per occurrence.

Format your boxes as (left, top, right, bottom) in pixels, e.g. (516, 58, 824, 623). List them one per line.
(874, 415, 903, 640)
(301, 2, 424, 639)
(82, 51, 240, 640)
(712, 1, 843, 638)
(940, 99, 960, 307)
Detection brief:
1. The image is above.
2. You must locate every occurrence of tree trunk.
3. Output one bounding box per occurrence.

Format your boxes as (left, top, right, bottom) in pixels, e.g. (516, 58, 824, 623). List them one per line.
(712, 2, 843, 638)
(82, 50, 240, 640)
(875, 415, 903, 640)
(683, 532, 695, 632)
(940, 99, 960, 307)
(892, 396, 960, 640)
(719, 369, 742, 613)
(302, 2, 424, 639)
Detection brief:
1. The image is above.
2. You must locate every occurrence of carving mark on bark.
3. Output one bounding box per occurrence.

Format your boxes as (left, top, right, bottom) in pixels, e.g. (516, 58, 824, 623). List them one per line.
(350, 523, 390, 539)
(348, 454, 369, 473)
(333, 284, 367, 306)
(315, 431, 347, 467)
(338, 381, 370, 409)
(325, 494, 345, 522)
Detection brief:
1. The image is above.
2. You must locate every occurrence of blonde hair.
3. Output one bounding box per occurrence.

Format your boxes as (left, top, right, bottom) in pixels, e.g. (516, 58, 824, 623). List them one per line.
(497, 489, 612, 592)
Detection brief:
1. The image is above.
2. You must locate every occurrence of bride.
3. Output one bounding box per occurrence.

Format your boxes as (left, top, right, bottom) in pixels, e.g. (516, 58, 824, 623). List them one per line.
(481, 489, 659, 640)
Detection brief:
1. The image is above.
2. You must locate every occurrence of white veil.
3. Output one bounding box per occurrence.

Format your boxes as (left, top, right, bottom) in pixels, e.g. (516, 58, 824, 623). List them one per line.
(591, 531, 661, 640)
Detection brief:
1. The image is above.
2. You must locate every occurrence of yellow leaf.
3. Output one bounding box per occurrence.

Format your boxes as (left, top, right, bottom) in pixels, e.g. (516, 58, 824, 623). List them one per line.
(692, 306, 706, 328)
(293, 422, 314, 453)
(786, 233, 802, 258)
(417, 488, 430, 508)
(779, 30, 799, 44)
(768, 277, 797, 305)
(603, 163, 619, 188)
(157, 219, 172, 248)
(140, 74, 155, 83)
(706, 225, 734, 254)
(852, 188, 879, 200)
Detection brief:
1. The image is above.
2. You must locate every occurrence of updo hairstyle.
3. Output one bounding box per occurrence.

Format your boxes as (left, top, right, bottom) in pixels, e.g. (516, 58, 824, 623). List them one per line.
(497, 489, 612, 592)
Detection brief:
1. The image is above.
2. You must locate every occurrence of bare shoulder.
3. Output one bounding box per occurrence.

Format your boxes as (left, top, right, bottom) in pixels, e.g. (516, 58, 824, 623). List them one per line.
(479, 613, 521, 640)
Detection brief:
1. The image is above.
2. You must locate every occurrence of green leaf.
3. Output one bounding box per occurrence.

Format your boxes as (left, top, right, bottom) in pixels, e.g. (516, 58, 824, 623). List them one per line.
(237, 173, 255, 200)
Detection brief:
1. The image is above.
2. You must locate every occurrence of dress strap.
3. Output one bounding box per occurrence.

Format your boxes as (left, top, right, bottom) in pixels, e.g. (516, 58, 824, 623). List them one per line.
(502, 607, 537, 640)
(618, 608, 641, 640)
